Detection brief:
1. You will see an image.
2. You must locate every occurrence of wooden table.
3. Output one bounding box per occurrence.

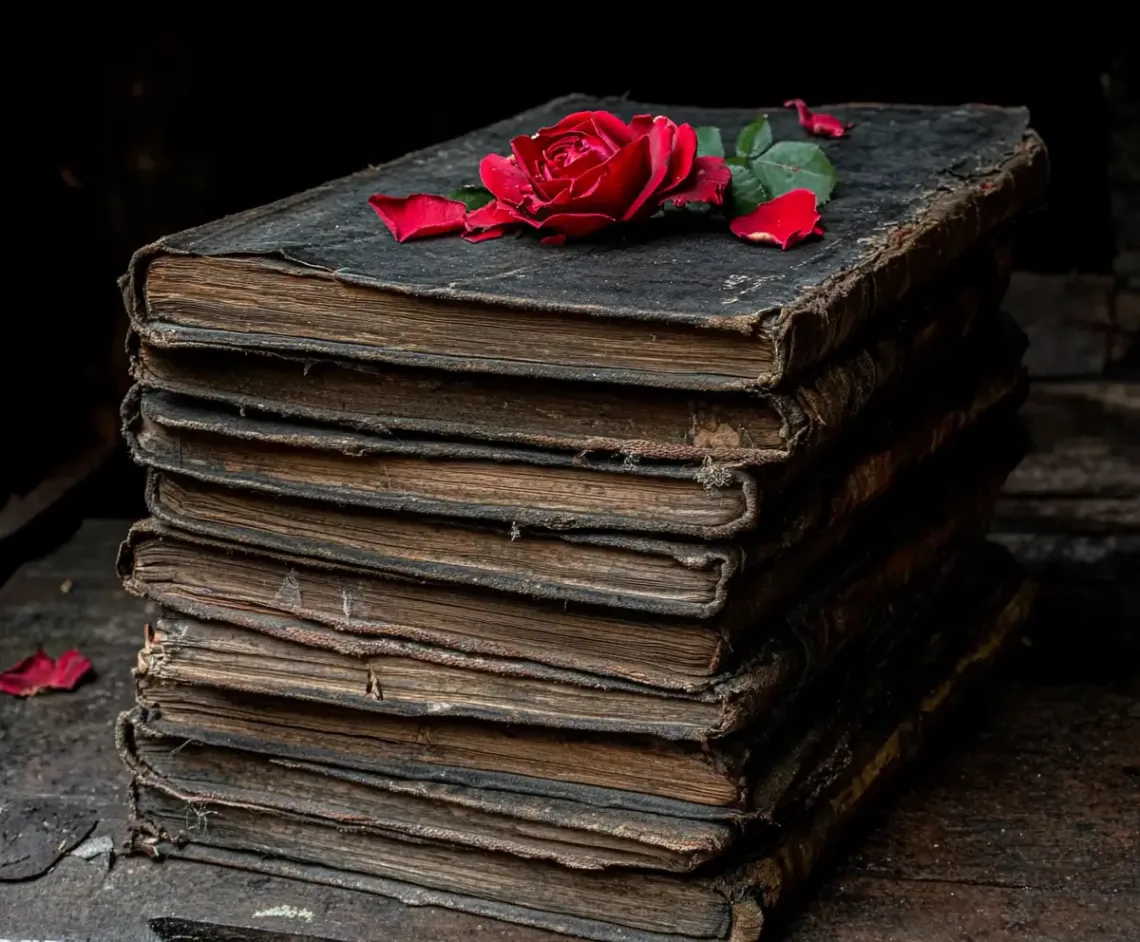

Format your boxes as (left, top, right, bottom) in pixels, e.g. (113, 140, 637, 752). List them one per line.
(2, 375, 1138, 941)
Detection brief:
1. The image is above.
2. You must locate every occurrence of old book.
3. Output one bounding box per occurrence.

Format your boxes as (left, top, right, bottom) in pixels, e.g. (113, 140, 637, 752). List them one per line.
(128, 563, 1035, 942)
(121, 369, 1025, 692)
(120, 540, 1005, 874)
(128, 241, 1008, 468)
(121, 96, 1046, 393)
(130, 464, 996, 744)
(136, 337, 1025, 619)
(121, 284, 1010, 543)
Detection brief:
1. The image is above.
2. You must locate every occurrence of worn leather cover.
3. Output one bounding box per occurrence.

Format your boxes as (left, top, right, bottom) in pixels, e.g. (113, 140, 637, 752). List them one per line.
(121, 96, 1047, 391)
(126, 568, 1035, 942)
(126, 239, 1008, 467)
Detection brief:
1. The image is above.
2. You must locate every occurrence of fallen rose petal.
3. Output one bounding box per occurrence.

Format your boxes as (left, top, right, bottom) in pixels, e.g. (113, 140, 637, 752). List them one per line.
(662, 156, 732, 208)
(1, 649, 92, 697)
(368, 194, 468, 242)
(730, 188, 823, 249)
(541, 234, 568, 246)
(50, 650, 93, 689)
(0, 652, 55, 696)
(784, 99, 851, 138)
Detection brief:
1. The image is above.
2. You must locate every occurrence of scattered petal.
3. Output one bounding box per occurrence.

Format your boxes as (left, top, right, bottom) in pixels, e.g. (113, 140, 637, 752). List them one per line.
(540, 234, 567, 246)
(730, 188, 823, 249)
(784, 99, 851, 138)
(1, 649, 92, 697)
(368, 194, 468, 242)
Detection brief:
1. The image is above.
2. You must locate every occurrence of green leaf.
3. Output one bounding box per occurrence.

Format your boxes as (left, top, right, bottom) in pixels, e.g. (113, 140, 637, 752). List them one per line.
(448, 186, 495, 211)
(695, 126, 725, 159)
(749, 141, 837, 204)
(735, 117, 773, 160)
(726, 157, 771, 217)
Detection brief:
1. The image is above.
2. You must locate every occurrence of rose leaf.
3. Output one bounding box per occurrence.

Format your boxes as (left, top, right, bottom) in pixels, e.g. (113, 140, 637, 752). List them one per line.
(695, 126, 725, 159)
(448, 186, 496, 212)
(725, 157, 772, 218)
(735, 117, 773, 161)
(749, 141, 837, 205)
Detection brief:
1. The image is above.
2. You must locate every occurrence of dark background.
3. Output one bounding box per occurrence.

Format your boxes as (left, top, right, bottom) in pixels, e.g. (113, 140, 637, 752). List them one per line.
(3, 35, 1136, 533)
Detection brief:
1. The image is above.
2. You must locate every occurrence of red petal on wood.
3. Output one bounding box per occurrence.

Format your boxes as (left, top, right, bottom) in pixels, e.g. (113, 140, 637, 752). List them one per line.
(49, 650, 93, 689)
(1, 649, 92, 697)
(368, 193, 468, 242)
(729, 188, 823, 249)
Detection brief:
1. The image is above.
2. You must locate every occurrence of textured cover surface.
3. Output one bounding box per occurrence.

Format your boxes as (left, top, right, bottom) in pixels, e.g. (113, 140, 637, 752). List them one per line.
(122, 96, 1047, 390)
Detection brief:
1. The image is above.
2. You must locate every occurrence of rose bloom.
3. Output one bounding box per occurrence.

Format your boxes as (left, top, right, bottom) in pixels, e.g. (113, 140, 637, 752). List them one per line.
(465, 110, 731, 244)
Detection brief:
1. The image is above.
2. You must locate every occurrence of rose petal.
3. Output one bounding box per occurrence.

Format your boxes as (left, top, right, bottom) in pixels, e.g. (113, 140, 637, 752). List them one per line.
(622, 118, 675, 221)
(0, 651, 56, 696)
(1, 649, 91, 697)
(540, 233, 568, 246)
(50, 650, 93, 689)
(662, 156, 732, 208)
(566, 134, 651, 212)
(511, 134, 548, 184)
(729, 188, 822, 249)
(628, 114, 657, 139)
(536, 111, 598, 138)
(588, 111, 634, 151)
(368, 194, 468, 242)
(661, 122, 698, 194)
(537, 212, 617, 239)
(463, 226, 511, 243)
(479, 153, 533, 207)
(784, 99, 850, 138)
(465, 199, 532, 231)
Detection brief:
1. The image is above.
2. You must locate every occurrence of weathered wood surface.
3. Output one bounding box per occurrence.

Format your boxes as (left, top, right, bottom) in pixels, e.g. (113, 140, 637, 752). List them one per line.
(2, 373, 1138, 941)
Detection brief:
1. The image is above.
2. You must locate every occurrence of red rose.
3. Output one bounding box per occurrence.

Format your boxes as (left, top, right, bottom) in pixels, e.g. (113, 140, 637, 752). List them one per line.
(465, 110, 732, 245)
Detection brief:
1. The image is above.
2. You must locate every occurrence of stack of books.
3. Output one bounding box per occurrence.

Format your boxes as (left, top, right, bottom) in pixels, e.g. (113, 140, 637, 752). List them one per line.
(116, 96, 1048, 942)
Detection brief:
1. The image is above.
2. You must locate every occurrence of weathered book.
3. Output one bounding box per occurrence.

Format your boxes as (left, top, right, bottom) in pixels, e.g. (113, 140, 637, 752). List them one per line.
(134, 331, 1025, 619)
(117, 543, 1004, 874)
(122, 365, 1025, 694)
(127, 240, 1008, 468)
(121, 290, 1014, 544)
(128, 461, 997, 743)
(120, 96, 1047, 392)
(127, 560, 1035, 942)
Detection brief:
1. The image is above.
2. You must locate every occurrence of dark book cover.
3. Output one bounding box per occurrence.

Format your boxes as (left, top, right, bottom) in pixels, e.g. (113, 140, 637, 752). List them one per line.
(121, 96, 1046, 391)
(126, 239, 1008, 467)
